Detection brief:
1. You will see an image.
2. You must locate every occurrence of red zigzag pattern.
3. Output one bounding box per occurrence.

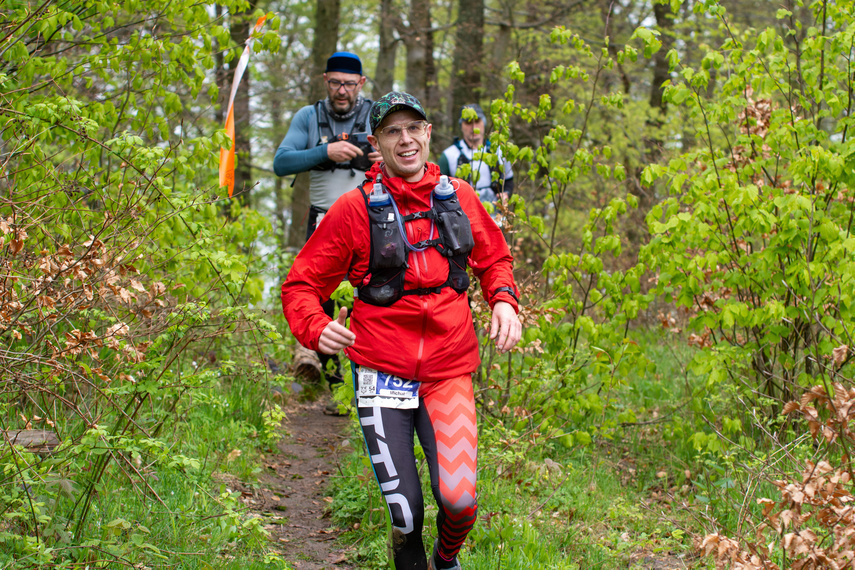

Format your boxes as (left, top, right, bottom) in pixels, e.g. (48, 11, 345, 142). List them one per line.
(425, 377, 477, 512)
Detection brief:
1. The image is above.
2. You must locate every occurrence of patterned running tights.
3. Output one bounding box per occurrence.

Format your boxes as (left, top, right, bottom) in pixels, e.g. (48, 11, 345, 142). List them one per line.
(356, 373, 478, 570)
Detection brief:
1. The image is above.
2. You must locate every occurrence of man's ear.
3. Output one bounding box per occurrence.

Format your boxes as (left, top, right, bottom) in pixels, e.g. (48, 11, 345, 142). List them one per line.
(367, 135, 378, 150)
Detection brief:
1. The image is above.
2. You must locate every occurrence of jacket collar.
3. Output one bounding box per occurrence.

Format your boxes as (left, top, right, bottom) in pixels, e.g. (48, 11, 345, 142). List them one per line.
(364, 162, 440, 204)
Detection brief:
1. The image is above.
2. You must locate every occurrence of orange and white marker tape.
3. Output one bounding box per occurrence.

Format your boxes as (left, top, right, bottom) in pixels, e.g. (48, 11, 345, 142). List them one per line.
(219, 14, 268, 197)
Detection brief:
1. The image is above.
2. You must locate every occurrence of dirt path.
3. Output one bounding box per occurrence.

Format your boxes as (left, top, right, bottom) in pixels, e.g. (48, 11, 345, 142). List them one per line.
(252, 400, 358, 569)
(239, 399, 693, 570)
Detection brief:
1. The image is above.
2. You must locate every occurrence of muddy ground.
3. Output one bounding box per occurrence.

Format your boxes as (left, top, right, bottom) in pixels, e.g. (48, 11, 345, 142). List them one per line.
(242, 399, 358, 569)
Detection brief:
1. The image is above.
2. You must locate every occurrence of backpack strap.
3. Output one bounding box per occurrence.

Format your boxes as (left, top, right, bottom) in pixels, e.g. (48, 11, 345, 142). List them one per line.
(314, 100, 333, 144)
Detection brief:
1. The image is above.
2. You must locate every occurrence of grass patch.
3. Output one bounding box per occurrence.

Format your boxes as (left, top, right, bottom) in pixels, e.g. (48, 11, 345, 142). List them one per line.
(328, 331, 713, 569)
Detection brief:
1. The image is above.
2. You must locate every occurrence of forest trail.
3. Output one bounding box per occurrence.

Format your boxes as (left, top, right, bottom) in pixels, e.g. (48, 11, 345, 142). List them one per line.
(250, 399, 358, 569)
(240, 398, 693, 570)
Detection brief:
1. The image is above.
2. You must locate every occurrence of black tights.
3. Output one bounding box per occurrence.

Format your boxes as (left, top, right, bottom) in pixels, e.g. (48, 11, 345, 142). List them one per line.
(356, 374, 478, 569)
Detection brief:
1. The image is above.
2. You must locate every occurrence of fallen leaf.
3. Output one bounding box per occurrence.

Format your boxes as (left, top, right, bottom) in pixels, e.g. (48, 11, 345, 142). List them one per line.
(833, 345, 849, 367)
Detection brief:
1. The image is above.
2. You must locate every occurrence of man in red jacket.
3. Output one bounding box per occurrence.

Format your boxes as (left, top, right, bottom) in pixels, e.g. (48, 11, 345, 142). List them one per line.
(281, 91, 521, 570)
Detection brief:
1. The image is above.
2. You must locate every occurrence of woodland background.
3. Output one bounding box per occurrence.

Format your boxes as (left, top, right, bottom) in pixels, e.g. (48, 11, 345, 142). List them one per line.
(2, 0, 855, 567)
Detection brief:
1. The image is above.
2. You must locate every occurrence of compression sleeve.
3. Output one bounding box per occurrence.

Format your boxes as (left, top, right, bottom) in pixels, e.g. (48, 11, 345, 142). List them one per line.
(273, 105, 330, 176)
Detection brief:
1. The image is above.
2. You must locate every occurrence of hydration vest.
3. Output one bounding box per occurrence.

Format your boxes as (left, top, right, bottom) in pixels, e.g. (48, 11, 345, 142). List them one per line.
(313, 99, 373, 172)
(453, 138, 501, 190)
(356, 175, 475, 307)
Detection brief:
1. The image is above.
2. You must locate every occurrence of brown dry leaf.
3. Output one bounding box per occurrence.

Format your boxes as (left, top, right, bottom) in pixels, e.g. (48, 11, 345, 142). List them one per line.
(700, 533, 720, 555)
(106, 323, 130, 338)
(150, 282, 166, 297)
(822, 424, 837, 443)
(833, 345, 849, 367)
(39, 256, 56, 275)
(796, 528, 817, 554)
(226, 449, 242, 462)
(780, 509, 797, 528)
(129, 279, 146, 293)
(783, 401, 801, 414)
(804, 482, 817, 499)
(758, 497, 775, 516)
(782, 532, 796, 554)
(122, 345, 145, 363)
(82, 235, 103, 249)
(118, 288, 135, 304)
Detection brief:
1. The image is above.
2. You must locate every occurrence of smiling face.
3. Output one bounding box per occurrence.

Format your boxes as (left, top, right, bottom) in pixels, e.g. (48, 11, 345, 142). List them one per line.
(461, 118, 485, 149)
(323, 71, 365, 114)
(368, 109, 432, 182)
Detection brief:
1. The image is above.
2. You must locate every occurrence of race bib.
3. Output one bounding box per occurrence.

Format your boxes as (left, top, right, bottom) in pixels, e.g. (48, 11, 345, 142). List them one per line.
(357, 366, 420, 409)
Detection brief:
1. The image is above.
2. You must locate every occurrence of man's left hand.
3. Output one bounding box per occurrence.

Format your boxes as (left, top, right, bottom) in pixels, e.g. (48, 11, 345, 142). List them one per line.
(368, 150, 382, 163)
(490, 301, 521, 353)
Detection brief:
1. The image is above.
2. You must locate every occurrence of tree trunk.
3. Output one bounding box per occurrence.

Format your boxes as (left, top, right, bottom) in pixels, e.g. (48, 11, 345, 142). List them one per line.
(374, 0, 398, 96)
(487, 21, 512, 102)
(648, 1, 672, 115)
(450, 0, 484, 118)
(270, 90, 289, 279)
(287, 0, 340, 249)
(404, 0, 436, 111)
(628, 0, 673, 245)
(214, 4, 227, 125)
(309, 0, 340, 102)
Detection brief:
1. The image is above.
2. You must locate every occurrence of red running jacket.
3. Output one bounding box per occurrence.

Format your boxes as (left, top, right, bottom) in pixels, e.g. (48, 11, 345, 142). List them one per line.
(281, 161, 519, 383)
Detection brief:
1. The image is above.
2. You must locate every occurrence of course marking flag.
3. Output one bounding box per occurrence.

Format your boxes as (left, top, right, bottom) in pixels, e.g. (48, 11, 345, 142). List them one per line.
(219, 14, 268, 197)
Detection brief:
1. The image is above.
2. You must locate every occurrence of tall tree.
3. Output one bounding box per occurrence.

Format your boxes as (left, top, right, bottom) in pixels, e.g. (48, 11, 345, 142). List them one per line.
(450, 0, 485, 118)
(215, 4, 227, 125)
(402, 0, 437, 111)
(287, 0, 341, 249)
(375, 0, 400, 95)
(636, 0, 674, 211)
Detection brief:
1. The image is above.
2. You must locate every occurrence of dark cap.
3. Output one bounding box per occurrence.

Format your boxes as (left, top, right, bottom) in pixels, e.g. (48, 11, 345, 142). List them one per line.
(369, 91, 427, 133)
(460, 103, 487, 125)
(325, 51, 362, 75)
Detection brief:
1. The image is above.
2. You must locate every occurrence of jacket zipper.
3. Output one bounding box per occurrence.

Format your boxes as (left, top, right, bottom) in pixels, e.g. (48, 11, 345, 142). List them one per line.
(404, 189, 429, 380)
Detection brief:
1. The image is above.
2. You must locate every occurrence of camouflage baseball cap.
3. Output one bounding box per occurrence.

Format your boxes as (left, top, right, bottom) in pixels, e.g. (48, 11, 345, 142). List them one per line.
(369, 91, 427, 133)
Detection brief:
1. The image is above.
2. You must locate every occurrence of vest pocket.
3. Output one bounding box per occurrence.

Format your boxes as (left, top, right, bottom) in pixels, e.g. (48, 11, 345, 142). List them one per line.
(435, 210, 474, 257)
(358, 270, 405, 307)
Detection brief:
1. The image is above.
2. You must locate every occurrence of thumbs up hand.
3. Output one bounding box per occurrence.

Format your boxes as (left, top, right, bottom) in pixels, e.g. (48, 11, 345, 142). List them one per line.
(318, 307, 356, 355)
